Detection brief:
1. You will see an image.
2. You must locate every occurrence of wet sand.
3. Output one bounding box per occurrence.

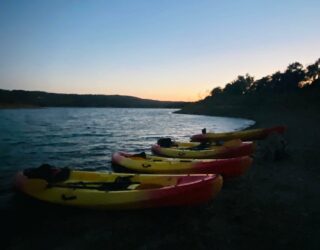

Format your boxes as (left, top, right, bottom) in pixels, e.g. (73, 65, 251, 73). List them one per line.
(3, 107, 320, 250)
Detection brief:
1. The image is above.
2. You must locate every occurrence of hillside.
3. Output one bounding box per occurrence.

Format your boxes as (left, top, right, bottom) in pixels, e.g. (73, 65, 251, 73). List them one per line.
(0, 89, 188, 108)
(177, 58, 320, 118)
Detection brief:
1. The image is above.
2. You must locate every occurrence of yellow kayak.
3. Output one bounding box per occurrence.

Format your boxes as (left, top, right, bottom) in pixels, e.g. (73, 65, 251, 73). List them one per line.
(112, 152, 252, 178)
(14, 164, 222, 209)
(191, 126, 286, 142)
(152, 139, 255, 159)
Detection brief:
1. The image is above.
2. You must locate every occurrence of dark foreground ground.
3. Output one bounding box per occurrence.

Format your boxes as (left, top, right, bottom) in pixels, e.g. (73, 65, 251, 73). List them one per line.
(2, 107, 320, 250)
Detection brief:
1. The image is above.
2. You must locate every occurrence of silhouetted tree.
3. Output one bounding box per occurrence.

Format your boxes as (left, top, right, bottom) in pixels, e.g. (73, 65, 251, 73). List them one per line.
(223, 74, 254, 95)
(282, 62, 305, 91)
(249, 76, 272, 93)
(210, 87, 223, 96)
(306, 58, 320, 83)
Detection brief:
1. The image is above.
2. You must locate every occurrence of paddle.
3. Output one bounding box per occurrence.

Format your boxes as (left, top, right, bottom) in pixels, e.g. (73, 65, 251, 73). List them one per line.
(47, 176, 139, 191)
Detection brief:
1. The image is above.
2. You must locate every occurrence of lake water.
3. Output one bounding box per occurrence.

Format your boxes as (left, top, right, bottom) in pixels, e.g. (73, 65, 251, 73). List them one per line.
(0, 108, 254, 209)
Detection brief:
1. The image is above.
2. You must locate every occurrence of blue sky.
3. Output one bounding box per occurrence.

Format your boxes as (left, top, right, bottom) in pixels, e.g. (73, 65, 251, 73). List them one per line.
(0, 0, 319, 101)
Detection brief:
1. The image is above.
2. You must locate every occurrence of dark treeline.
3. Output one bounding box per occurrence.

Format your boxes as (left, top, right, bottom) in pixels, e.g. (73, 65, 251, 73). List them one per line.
(179, 58, 320, 117)
(0, 89, 188, 109)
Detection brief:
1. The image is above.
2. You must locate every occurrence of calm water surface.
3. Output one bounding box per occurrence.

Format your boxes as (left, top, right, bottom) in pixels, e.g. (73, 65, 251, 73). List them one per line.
(0, 108, 254, 208)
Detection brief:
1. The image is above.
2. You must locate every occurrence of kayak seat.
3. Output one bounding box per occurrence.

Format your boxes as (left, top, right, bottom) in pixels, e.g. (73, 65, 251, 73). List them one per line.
(24, 164, 70, 183)
(157, 138, 174, 148)
(132, 152, 147, 158)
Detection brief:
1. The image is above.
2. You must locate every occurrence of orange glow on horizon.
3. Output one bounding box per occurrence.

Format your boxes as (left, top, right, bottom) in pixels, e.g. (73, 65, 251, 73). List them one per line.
(38, 84, 214, 102)
(41, 87, 204, 102)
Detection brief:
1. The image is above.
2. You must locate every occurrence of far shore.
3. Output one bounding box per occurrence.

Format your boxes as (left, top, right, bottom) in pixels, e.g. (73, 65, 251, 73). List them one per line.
(0, 104, 181, 109)
(0, 104, 40, 109)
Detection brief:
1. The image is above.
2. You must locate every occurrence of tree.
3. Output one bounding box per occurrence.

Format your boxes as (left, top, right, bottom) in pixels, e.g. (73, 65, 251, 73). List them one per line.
(282, 62, 305, 91)
(223, 74, 254, 95)
(306, 58, 320, 83)
(210, 87, 223, 96)
(249, 75, 272, 93)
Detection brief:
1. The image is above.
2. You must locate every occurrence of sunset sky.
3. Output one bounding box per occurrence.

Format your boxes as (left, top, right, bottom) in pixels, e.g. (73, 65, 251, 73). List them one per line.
(0, 0, 319, 101)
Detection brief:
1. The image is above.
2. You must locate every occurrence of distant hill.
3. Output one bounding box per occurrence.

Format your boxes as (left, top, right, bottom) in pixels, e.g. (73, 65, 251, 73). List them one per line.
(0, 89, 189, 108)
